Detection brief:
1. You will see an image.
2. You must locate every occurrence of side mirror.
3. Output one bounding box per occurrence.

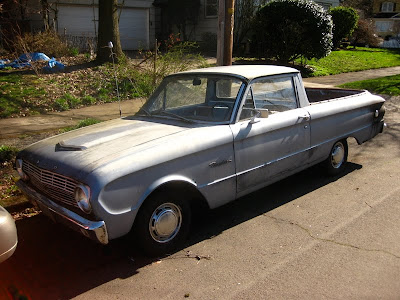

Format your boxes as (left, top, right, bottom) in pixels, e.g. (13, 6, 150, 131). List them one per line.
(250, 109, 261, 124)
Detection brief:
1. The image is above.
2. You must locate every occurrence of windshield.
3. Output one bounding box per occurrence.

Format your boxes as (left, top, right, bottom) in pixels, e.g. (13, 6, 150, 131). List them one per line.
(139, 75, 244, 123)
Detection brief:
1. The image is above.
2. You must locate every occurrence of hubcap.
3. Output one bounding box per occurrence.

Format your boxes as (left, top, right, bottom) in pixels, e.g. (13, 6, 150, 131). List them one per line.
(331, 142, 345, 169)
(149, 203, 182, 243)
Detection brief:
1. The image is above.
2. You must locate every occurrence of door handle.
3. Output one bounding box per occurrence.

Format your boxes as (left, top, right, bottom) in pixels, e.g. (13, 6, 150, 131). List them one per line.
(298, 115, 310, 121)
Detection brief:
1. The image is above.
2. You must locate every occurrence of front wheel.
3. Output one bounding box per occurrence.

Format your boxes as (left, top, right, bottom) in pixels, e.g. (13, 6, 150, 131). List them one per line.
(323, 139, 348, 176)
(133, 192, 191, 256)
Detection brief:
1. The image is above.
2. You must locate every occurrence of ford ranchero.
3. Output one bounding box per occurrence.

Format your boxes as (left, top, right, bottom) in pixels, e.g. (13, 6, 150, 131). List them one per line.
(16, 65, 385, 256)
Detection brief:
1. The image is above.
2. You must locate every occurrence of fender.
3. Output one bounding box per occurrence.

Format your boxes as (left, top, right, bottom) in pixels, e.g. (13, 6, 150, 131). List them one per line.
(134, 175, 200, 211)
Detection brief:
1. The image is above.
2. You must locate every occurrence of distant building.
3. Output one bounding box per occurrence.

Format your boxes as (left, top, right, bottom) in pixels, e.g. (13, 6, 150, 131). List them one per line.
(372, 0, 400, 37)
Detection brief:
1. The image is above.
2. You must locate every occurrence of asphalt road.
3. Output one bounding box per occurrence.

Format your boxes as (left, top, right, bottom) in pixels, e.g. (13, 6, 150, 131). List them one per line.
(1, 96, 399, 299)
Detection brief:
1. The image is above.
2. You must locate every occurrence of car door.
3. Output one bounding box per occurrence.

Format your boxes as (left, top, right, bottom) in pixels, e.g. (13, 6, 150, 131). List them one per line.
(230, 75, 311, 196)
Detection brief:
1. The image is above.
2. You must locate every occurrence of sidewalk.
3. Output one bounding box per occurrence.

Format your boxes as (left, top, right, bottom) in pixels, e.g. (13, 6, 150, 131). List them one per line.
(303, 66, 400, 87)
(0, 99, 143, 138)
(1, 66, 399, 138)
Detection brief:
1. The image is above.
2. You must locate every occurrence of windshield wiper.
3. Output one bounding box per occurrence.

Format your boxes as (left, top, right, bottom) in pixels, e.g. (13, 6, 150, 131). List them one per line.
(152, 109, 195, 124)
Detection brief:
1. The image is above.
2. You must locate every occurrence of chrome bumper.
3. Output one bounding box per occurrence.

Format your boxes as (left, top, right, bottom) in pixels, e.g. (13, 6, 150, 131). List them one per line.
(16, 180, 108, 244)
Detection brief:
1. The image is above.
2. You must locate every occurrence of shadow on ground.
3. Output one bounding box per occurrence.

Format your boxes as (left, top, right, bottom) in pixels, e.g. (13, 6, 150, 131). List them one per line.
(0, 163, 361, 299)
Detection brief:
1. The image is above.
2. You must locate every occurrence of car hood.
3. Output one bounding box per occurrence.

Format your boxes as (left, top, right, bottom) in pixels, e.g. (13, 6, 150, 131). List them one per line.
(18, 117, 192, 181)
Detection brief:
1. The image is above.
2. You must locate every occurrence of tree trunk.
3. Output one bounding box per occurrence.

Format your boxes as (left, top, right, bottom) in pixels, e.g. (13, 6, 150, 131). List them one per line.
(40, 0, 50, 31)
(96, 0, 125, 64)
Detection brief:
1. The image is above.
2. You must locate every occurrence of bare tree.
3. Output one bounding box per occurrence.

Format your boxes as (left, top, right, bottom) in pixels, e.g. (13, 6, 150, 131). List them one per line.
(342, 0, 373, 18)
(96, 0, 124, 63)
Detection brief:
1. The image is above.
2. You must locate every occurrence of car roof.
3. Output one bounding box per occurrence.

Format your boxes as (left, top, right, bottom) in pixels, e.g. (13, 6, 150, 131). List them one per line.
(173, 65, 299, 81)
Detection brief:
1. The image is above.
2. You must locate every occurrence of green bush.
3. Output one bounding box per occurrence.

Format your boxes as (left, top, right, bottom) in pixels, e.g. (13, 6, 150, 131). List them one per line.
(81, 95, 97, 105)
(330, 6, 359, 49)
(0, 145, 19, 164)
(64, 93, 81, 108)
(253, 0, 333, 63)
(54, 93, 82, 110)
(69, 47, 79, 56)
(54, 98, 69, 111)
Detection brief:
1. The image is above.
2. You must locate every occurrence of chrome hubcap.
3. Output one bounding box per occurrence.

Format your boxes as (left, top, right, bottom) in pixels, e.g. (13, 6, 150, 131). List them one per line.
(149, 203, 182, 243)
(331, 142, 345, 169)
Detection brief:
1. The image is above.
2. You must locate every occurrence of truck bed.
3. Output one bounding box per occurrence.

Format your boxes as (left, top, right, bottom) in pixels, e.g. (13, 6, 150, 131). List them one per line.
(305, 88, 365, 104)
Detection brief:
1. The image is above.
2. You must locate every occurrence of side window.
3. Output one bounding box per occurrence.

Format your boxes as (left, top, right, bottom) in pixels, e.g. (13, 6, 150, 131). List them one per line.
(239, 76, 298, 120)
(252, 76, 297, 112)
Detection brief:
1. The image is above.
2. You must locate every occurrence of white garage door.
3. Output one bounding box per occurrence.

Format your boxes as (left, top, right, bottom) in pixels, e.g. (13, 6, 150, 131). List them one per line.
(57, 5, 149, 50)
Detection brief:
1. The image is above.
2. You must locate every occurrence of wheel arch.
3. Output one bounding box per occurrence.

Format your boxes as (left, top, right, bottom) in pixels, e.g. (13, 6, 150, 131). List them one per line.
(135, 175, 210, 217)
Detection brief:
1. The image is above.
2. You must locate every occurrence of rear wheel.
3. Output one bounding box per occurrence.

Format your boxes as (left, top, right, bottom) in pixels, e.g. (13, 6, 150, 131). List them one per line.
(324, 139, 348, 176)
(133, 192, 191, 256)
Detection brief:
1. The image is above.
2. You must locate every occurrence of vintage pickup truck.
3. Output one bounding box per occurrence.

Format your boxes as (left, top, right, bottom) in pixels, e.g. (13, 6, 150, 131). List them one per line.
(16, 65, 385, 256)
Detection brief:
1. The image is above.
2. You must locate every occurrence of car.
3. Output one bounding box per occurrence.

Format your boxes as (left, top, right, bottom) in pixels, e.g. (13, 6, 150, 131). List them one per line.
(0, 206, 18, 263)
(16, 65, 385, 256)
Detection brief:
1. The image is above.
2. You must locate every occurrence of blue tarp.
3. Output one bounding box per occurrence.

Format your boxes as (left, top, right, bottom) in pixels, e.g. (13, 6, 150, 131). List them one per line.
(0, 52, 65, 71)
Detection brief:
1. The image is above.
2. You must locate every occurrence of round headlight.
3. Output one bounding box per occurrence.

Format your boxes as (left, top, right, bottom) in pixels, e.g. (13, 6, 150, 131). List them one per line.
(15, 159, 29, 181)
(74, 185, 92, 214)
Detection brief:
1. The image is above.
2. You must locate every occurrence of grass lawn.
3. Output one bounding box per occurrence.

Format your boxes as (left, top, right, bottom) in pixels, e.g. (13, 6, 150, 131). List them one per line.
(302, 47, 400, 77)
(339, 74, 400, 96)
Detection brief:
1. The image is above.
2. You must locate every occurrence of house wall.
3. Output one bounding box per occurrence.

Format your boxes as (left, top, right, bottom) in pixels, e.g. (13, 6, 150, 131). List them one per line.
(372, 0, 400, 37)
(16, 0, 155, 51)
(373, 0, 400, 13)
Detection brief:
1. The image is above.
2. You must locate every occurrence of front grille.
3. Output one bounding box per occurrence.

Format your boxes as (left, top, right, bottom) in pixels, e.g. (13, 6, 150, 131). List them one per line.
(23, 160, 78, 207)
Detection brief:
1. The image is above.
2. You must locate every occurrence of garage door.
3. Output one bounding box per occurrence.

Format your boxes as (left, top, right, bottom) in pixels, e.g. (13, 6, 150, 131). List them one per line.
(57, 5, 149, 50)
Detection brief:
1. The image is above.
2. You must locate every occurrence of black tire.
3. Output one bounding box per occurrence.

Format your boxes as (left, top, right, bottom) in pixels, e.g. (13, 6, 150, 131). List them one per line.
(323, 139, 348, 176)
(133, 191, 191, 257)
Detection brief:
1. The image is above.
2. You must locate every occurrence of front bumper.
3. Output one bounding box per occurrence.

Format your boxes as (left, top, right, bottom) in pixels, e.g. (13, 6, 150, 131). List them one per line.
(16, 180, 108, 244)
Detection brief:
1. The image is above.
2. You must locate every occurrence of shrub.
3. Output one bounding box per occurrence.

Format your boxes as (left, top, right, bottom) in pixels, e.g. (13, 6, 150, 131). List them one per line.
(54, 98, 69, 111)
(63, 93, 81, 108)
(330, 6, 359, 49)
(13, 31, 69, 58)
(0, 145, 19, 165)
(81, 95, 97, 105)
(253, 0, 333, 64)
(351, 19, 382, 47)
(69, 47, 79, 56)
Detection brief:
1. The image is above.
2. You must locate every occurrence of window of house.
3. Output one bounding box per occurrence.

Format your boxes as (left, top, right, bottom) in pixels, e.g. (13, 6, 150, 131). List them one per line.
(315, 2, 331, 10)
(381, 2, 395, 12)
(375, 20, 393, 32)
(205, 0, 218, 18)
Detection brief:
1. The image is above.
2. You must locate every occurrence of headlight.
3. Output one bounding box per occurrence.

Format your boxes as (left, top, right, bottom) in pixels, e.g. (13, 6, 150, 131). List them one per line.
(15, 159, 29, 181)
(74, 184, 92, 214)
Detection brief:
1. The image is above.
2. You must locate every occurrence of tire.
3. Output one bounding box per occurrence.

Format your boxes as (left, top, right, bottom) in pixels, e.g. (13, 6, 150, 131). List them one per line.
(323, 139, 348, 176)
(133, 191, 191, 257)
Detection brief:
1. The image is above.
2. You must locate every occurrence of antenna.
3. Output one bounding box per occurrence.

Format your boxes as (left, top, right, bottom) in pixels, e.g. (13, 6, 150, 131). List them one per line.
(108, 41, 122, 118)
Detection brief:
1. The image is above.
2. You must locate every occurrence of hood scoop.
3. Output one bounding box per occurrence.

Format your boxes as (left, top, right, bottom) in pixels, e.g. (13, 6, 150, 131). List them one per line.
(55, 141, 87, 152)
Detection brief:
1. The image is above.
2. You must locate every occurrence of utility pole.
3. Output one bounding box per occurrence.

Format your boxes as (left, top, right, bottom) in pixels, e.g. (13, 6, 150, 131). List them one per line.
(217, 0, 235, 66)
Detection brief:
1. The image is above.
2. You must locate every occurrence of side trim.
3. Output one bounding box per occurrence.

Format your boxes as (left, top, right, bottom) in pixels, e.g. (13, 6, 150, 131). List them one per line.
(198, 174, 237, 189)
(236, 123, 373, 177)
